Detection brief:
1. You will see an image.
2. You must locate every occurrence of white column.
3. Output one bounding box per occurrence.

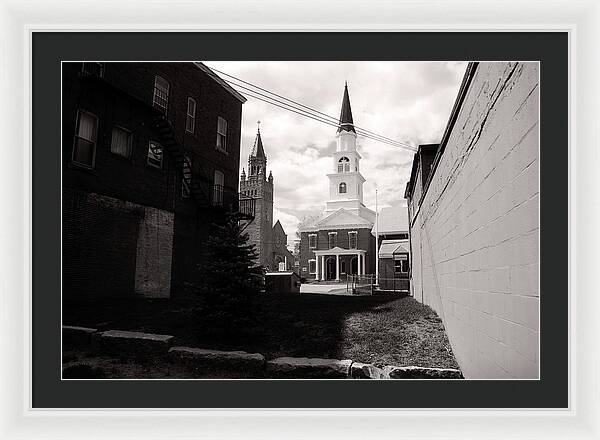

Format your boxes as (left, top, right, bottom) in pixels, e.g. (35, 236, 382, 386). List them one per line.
(362, 254, 365, 275)
(335, 254, 340, 281)
(315, 254, 319, 280)
(357, 253, 362, 276)
(321, 256, 326, 281)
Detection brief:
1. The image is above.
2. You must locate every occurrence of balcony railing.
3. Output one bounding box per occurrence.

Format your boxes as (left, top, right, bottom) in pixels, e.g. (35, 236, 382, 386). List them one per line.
(210, 185, 256, 220)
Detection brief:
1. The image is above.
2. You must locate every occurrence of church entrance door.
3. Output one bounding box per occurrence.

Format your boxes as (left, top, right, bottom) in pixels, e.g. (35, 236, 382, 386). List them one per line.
(326, 257, 336, 280)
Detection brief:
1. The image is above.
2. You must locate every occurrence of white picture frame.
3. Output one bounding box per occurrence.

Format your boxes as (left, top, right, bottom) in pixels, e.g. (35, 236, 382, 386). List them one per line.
(1, 0, 597, 438)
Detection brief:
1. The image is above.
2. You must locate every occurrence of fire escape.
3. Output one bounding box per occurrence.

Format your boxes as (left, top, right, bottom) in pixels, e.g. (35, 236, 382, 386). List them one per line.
(153, 113, 256, 223)
(79, 62, 256, 223)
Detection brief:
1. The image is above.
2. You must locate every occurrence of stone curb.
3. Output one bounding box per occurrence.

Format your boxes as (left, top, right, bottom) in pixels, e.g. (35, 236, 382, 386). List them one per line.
(266, 356, 352, 378)
(63, 325, 98, 348)
(382, 365, 463, 379)
(93, 329, 174, 355)
(64, 326, 463, 379)
(168, 346, 265, 378)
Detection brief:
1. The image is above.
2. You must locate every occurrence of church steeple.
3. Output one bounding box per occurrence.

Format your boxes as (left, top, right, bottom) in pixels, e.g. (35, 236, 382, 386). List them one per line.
(337, 82, 355, 133)
(247, 121, 268, 179)
(250, 121, 266, 159)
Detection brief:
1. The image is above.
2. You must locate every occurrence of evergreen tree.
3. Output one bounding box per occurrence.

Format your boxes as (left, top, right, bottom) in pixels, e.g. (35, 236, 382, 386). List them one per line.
(196, 213, 264, 335)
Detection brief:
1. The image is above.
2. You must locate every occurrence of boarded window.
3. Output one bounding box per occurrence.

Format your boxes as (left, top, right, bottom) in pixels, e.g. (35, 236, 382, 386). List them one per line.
(72, 111, 98, 168)
(110, 126, 132, 158)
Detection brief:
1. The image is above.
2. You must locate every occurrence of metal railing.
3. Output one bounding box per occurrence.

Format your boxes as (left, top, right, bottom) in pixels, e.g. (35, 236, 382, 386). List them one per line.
(376, 276, 410, 293)
(346, 274, 374, 295)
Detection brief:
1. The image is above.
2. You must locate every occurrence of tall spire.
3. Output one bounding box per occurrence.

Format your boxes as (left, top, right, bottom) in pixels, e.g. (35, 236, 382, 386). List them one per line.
(337, 82, 355, 133)
(250, 120, 266, 158)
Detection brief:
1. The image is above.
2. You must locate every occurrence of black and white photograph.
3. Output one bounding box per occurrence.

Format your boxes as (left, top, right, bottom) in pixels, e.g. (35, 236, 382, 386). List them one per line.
(61, 60, 540, 380)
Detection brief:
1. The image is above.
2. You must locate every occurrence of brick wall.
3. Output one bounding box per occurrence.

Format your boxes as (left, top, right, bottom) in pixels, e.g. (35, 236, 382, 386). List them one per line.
(299, 228, 375, 279)
(63, 189, 174, 300)
(409, 62, 539, 378)
(62, 62, 244, 298)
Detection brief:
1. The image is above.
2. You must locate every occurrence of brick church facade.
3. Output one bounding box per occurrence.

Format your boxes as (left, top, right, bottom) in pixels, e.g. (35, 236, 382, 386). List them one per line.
(299, 84, 376, 280)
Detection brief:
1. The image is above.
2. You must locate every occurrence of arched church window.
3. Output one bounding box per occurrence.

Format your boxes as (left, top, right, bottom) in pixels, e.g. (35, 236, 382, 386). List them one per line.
(338, 157, 350, 173)
(339, 182, 347, 194)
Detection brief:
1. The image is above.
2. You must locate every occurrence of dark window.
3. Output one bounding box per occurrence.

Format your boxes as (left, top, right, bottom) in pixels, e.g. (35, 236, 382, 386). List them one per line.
(339, 182, 347, 194)
(182, 155, 192, 198)
(186, 98, 196, 133)
(309, 260, 316, 274)
(72, 110, 98, 168)
(147, 141, 163, 169)
(395, 258, 409, 274)
(308, 234, 317, 249)
(328, 232, 337, 249)
(348, 231, 358, 249)
(81, 62, 104, 77)
(110, 126, 132, 158)
(213, 169, 224, 206)
(216, 116, 228, 152)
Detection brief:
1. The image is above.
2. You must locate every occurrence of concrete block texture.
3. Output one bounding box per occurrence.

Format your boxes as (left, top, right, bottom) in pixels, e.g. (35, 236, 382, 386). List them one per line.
(266, 357, 352, 378)
(409, 62, 539, 378)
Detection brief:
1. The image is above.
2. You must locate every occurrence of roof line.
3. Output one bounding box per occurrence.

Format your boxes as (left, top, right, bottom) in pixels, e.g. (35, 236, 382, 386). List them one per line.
(194, 62, 247, 103)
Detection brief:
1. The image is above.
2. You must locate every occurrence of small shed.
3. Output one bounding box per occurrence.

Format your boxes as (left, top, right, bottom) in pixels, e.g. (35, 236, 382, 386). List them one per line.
(378, 239, 410, 292)
(264, 271, 301, 294)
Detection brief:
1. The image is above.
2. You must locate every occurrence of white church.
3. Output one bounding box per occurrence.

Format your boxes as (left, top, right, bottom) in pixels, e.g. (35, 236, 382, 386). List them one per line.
(298, 83, 376, 281)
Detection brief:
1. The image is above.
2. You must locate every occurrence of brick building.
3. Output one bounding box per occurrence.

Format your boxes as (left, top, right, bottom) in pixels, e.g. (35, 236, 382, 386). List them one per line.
(62, 62, 253, 301)
(372, 205, 410, 291)
(405, 62, 539, 378)
(299, 84, 376, 280)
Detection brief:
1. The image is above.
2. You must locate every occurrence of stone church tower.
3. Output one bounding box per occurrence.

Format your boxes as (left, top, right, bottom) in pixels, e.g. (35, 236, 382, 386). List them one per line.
(240, 125, 274, 269)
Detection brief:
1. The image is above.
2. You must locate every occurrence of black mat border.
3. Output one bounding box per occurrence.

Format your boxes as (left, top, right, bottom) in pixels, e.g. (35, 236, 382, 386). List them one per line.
(32, 31, 568, 408)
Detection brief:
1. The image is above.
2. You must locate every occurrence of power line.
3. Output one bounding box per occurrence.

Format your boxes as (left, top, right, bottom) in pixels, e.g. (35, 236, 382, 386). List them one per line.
(212, 67, 415, 150)
(228, 79, 414, 151)
(216, 68, 417, 152)
(233, 87, 416, 151)
(229, 81, 416, 152)
(209, 66, 418, 152)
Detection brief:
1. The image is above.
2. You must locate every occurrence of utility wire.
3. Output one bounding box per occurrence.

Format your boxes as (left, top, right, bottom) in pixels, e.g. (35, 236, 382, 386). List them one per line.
(229, 79, 414, 151)
(209, 66, 418, 152)
(229, 83, 416, 152)
(213, 67, 416, 150)
(237, 88, 416, 151)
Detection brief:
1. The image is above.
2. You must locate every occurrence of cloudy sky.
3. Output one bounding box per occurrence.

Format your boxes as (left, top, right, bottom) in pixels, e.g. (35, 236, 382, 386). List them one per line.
(205, 61, 467, 248)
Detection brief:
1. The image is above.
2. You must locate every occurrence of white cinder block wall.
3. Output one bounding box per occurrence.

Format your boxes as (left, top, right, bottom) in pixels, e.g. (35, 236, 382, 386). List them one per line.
(410, 62, 539, 379)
